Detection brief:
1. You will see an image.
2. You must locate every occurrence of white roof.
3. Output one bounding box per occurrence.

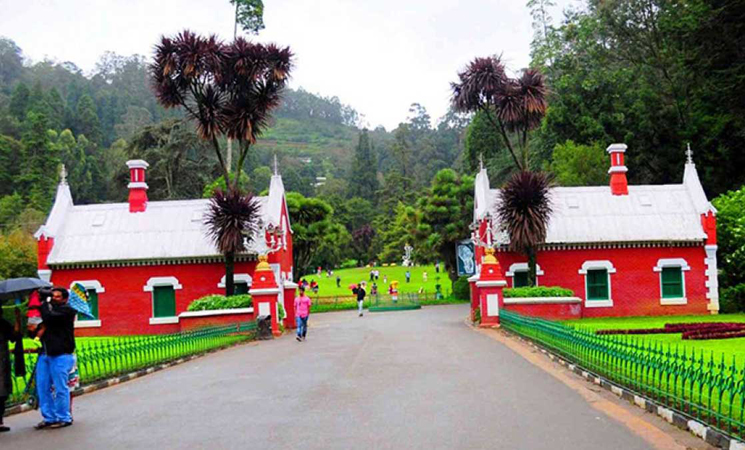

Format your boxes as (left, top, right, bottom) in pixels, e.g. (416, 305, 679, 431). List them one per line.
(476, 162, 714, 245)
(38, 176, 288, 265)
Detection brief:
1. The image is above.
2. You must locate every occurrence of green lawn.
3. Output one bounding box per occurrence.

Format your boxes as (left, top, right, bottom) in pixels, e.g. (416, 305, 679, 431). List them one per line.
(301, 265, 450, 298)
(565, 314, 745, 365)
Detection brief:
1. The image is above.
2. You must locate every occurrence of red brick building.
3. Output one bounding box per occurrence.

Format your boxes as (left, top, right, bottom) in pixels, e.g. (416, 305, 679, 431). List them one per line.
(35, 160, 296, 336)
(470, 144, 720, 322)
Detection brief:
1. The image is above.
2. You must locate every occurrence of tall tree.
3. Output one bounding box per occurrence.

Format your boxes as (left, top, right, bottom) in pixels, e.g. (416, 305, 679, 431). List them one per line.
(9, 82, 29, 121)
(231, 0, 265, 36)
(75, 93, 102, 144)
(150, 30, 293, 192)
(19, 111, 59, 211)
(348, 129, 378, 201)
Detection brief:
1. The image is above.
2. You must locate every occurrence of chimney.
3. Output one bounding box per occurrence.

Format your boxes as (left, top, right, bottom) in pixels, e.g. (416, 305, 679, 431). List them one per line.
(126, 160, 149, 212)
(607, 143, 628, 195)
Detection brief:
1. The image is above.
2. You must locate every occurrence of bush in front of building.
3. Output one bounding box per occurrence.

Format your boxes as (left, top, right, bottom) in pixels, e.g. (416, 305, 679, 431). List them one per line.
(452, 276, 471, 301)
(503, 286, 574, 298)
(187, 294, 252, 312)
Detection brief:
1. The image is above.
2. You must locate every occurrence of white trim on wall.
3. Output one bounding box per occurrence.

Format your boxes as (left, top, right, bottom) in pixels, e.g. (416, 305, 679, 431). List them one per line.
(704, 245, 719, 312)
(654, 258, 689, 306)
(149, 317, 179, 325)
(579, 260, 615, 308)
(143, 276, 183, 292)
(217, 273, 253, 288)
(70, 280, 105, 293)
(505, 263, 544, 287)
(74, 320, 101, 328)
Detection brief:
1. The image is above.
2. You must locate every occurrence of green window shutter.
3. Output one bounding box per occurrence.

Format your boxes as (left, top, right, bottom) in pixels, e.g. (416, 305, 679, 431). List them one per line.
(234, 282, 249, 295)
(586, 269, 609, 301)
(79, 289, 99, 321)
(153, 286, 176, 318)
(513, 271, 529, 288)
(661, 267, 684, 298)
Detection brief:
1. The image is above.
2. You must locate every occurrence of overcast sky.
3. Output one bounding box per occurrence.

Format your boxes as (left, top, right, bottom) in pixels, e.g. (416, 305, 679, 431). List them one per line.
(0, 0, 576, 130)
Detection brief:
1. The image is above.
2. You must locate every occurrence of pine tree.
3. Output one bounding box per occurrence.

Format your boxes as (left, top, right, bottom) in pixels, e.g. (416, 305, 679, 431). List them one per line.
(348, 129, 378, 202)
(46, 87, 66, 131)
(75, 93, 102, 144)
(20, 112, 59, 211)
(9, 82, 30, 121)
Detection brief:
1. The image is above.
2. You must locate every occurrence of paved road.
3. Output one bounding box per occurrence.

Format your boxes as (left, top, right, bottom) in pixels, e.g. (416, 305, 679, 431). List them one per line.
(3, 304, 653, 449)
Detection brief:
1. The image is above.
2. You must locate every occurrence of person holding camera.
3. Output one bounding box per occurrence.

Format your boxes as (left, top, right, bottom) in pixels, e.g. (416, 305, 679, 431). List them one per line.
(34, 287, 76, 430)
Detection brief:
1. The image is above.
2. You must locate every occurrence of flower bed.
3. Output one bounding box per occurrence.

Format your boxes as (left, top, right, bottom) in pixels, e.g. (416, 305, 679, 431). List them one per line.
(596, 322, 745, 340)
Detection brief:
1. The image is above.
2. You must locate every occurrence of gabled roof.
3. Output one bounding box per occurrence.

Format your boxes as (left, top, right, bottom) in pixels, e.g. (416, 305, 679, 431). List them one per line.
(37, 177, 288, 266)
(475, 161, 714, 245)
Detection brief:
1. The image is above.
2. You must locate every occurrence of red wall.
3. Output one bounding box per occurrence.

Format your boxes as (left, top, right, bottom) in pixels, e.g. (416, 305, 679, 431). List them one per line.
(53, 260, 258, 336)
(494, 245, 710, 318)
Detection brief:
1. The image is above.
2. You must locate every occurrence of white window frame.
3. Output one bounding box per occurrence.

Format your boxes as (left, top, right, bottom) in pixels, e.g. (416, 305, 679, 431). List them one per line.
(578, 261, 616, 308)
(217, 273, 253, 289)
(505, 263, 544, 287)
(143, 277, 182, 325)
(653, 258, 690, 306)
(71, 280, 104, 328)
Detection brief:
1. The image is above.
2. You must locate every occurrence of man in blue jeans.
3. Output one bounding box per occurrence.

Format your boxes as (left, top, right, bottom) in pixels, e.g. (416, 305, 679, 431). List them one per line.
(34, 287, 76, 430)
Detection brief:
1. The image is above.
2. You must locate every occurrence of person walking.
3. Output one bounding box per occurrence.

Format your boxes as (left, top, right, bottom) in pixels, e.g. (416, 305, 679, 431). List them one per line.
(34, 287, 76, 430)
(336, 275, 341, 288)
(353, 282, 366, 317)
(405, 270, 411, 283)
(0, 307, 21, 433)
(294, 287, 311, 342)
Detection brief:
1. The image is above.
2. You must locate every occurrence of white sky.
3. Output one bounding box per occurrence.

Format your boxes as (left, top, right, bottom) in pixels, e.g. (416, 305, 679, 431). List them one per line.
(0, 0, 575, 130)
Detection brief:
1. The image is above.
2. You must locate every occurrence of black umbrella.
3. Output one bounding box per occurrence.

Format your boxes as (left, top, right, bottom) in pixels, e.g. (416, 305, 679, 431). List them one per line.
(0, 277, 52, 301)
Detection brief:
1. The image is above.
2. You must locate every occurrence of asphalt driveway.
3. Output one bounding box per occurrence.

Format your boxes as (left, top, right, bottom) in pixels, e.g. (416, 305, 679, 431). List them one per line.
(2, 304, 653, 449)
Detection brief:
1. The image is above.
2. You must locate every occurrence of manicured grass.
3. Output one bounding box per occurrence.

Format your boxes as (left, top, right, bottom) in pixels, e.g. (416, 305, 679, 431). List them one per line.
(301, 265, 450, 298)
(565, 314, 745, 366)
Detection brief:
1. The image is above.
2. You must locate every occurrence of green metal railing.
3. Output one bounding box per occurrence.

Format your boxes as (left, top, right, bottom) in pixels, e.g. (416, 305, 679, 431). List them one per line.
(500, 310, 745, 440)
(310, 289, 456, 313)
(369, 293, 423, 312)
(7, 322, 256, 407)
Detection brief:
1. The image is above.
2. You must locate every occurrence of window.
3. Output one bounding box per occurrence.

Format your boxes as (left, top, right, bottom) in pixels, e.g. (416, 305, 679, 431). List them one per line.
(79, 289, 99, 321)
(579, 261, 615, 308)
(654, 258, 689, 305)
(513, 271, 529, 288)
(586, 269, 609, 300)
(153, 286, 176, 318)
(234, 282, 249, 295)
(506, 263, 543, 288)
(144, 276, 182, 324)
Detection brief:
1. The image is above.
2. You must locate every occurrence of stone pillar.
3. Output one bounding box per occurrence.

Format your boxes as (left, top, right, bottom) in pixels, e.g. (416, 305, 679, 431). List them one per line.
(249, 255, 281, 337)
(475, 248, 507, 328)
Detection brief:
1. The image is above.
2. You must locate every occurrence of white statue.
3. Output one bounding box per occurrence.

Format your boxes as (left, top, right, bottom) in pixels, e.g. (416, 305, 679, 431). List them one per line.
(402, 243, 413, 267)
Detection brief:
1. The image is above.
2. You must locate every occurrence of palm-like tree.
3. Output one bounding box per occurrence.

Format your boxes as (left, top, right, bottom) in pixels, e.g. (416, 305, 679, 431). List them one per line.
(205, 189, 260, 296)
(496, 171, 553, 287)
(150, 30, 292, 192)
(451, 56, 547, 171)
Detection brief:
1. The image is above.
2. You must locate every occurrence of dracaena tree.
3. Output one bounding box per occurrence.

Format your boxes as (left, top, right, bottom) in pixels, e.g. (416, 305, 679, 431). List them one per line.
(452, 56, 551, 285)
(150, 30, 292, 192)
(205, 189, 260, 296)
(451, 56, 547, 171)
(496, 171, 553, 287)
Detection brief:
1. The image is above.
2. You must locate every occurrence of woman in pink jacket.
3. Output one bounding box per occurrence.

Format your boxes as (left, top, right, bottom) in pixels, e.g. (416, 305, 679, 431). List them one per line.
(294, 286, 312, 342)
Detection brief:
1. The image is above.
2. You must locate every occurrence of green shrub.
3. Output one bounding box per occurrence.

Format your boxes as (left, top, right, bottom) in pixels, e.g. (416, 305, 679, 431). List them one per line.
(720, 284, 745, 313)
(340, 259, 358, 269)
(452, 276, 471, 301)
(187, 294, 252, 312)
(503, 286, 574, 298)
(473, 306, 481, 325)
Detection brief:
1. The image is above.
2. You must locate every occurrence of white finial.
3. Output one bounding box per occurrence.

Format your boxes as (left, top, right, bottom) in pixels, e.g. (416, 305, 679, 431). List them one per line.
(686, 143, 694, 165)
(273, 154, 278, 176)
(478, 153, 484, 172)
(60, 164, 67, 184)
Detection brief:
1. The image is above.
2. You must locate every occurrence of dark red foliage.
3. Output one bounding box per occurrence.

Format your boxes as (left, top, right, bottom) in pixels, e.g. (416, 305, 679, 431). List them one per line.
(150, 30, 293, 143)
(205, 189, 260, 255)
(596, 322, 745, 340)
(496, 171, 553, 255)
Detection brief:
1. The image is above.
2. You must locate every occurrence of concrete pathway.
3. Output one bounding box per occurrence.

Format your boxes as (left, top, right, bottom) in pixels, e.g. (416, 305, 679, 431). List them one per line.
(3, 305, 666, 449)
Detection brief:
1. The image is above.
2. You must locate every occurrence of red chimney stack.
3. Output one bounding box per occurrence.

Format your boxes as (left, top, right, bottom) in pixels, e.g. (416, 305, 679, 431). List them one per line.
(607, 143, 628, 196)
(126, 160, 149, 212)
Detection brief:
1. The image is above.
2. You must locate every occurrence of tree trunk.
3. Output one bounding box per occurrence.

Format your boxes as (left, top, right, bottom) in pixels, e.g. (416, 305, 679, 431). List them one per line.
(225, 251, 235, 296)
(443, 244, 458, 284)
(527, 246, 537, 287)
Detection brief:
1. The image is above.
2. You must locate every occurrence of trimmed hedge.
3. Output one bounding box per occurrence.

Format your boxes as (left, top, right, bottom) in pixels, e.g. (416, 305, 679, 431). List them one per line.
(187, 294, 252, 312)
(503, 286, 574, 298)
(452, 276, 471, 301)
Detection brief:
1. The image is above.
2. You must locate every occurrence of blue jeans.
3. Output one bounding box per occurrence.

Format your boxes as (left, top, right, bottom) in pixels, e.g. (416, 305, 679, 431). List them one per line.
(296, 316, 308, 338)
(36, 353, 74, 423)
